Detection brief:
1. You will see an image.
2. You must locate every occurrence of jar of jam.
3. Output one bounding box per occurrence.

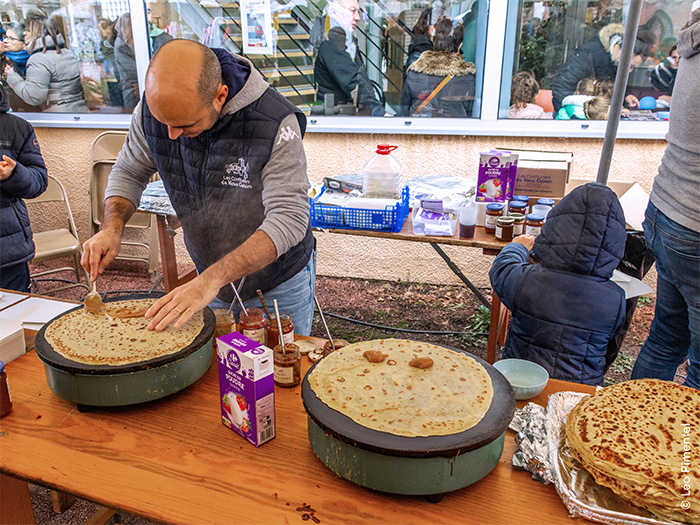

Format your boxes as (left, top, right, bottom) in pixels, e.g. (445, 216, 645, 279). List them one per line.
(525, 214, 545, 237)
(510, 213, 526, 236)
(214, 309, 235, 339)
(513, 195, 530, 206)
(484, 203, 504, 234)
(507, 200, 528, 216)
(323, 338, 349, 357)
(0, 361, 12, 418)
(266, 313, 294, 349)
(495, 216, 515, 242)
(537, 198, 555, 207)
(238, 307, 267, 344)
(273, 343, 301, 387)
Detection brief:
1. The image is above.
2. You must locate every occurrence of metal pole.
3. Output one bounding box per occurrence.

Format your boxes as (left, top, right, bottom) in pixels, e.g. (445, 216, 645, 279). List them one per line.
(596, 0, 644, 185)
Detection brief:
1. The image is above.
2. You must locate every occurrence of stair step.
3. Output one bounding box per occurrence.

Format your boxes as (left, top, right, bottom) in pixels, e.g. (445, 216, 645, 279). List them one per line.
(259, 65, 314, 75)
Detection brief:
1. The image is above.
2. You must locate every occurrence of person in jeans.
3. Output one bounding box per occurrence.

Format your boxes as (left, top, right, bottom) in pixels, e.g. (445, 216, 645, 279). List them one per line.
(631, 9, 700, 390)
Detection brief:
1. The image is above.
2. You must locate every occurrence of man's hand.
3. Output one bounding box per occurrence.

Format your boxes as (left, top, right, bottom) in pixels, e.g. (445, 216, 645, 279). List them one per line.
(512, 234, 535, 250)
(0, 155, 17, 181)
(625, 94, 639, 109)
(145, 273, 222, 331)
(81, 229, 123, 281)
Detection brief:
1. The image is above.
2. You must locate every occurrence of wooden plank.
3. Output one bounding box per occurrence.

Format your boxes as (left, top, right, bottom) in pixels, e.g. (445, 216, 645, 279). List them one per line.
(84, 507, 117, 525)
(51, 489, 77, 513)
(0, 473, 35, 524)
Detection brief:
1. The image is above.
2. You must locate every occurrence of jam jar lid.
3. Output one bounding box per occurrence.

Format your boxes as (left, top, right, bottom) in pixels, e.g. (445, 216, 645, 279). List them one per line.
(509, 200, 528, 208)
(526, 214, 545, 221)
(509, 213, 526, 220)
(513, 195, 530, 201)
(537, 198, 555, 206)
(497, 216, 515, 224)
(486, 203, 505, 210)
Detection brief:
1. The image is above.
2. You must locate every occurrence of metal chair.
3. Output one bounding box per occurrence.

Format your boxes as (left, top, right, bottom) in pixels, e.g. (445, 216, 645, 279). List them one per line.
(89, 131, 159, 278)
(25, 175, 90, 294)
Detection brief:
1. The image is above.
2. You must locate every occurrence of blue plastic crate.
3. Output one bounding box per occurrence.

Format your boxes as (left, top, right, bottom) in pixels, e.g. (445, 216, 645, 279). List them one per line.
(310, 186, 409, 232)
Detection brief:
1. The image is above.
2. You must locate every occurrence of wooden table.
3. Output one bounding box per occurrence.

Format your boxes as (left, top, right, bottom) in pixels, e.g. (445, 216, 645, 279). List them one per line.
(0, 347, 593, 525)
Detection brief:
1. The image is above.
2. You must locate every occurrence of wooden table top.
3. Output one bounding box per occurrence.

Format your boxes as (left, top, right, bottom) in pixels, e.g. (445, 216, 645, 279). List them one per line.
(0, 346, 594, 525)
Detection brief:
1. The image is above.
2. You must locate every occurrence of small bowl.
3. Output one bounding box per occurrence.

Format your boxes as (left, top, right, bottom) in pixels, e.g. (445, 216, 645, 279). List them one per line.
(493, 358, 549, 400)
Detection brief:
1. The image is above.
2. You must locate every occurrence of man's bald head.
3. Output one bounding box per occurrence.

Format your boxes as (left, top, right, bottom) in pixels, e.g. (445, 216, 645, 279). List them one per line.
(146, 39, 223, 108)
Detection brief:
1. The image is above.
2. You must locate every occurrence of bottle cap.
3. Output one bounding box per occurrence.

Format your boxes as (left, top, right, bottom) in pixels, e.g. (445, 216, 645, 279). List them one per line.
(376, 144, 398, 154)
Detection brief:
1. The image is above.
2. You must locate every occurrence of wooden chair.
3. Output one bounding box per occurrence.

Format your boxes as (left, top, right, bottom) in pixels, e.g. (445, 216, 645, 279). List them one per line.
(486, 292, 510, 364)
(26, 175, 90, 294)
(535, 89, 554, 114)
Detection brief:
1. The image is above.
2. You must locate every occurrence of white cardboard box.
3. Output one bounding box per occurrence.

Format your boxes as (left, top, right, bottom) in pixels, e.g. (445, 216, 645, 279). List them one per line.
(0, 318, 25, 364)
(565, 179, 649, 231)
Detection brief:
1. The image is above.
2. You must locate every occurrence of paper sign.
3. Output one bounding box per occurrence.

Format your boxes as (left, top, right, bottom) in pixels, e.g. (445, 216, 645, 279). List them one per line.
(0, 298, 77, 327)
(617, 182, 649, 231)
(0, 292, 28, 311)
(612, 270, 653, 299)
(241, 0, 275, 55)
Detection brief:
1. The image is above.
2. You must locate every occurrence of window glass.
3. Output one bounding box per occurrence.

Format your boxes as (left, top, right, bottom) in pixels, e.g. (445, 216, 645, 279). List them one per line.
(148, 0, 487, 118)
(1, 1, 137, 113)
(502, 0, 694, 121)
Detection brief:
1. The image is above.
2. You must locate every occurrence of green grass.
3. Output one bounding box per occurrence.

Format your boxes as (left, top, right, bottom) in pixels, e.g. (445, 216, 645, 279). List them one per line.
(449, 305, 491, 348)
(637, 296, 652, 307)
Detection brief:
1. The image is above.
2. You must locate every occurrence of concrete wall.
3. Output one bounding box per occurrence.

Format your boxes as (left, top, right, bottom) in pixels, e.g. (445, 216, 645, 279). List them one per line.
(32, 128, 665, 288)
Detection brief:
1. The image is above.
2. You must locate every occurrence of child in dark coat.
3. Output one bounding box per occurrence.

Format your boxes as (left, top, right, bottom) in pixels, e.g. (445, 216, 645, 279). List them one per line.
(489, 183, 627, 385)
(0, 84, 48, 292)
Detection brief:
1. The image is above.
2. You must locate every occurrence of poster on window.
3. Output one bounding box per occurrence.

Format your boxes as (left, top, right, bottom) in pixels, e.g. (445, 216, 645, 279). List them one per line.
(241, 0, 275, 55)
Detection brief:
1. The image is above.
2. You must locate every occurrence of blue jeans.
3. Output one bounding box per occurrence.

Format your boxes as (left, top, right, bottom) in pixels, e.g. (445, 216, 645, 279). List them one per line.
(631, 202, 700, 389)
(209, 251, 316, 336)
(0, 263, 30, 293)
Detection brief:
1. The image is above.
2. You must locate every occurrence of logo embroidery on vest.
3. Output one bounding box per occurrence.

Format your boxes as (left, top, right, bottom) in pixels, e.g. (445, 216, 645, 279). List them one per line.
(222, 158, 252, 189)
(276, 125, 299, 145)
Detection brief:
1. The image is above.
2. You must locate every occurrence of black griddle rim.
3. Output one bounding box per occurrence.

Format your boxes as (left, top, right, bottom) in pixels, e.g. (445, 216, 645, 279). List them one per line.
(301, 344, 516, 458)
(34, 293, 215, 375)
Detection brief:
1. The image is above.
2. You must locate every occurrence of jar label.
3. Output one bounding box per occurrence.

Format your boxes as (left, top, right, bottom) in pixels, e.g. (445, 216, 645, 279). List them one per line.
(525, 225, 542, 237)
(274, 365, 295, 384)
(242, 328, 266, 344)
(485, 214, 499, 230)
(495, 225, 502, 239)
(282, 331, 295, 345)
(513, 224, 523, 236)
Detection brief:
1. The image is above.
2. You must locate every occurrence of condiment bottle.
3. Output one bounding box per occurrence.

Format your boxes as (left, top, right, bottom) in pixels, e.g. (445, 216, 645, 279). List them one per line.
(273, 343, 301, 388)
(266, 313, 294, 349)
(510, 213, 526, 236)
(495, 216, 515, 242)
(0, 361, 12, 418)
(507, 200, 528, 216)
(238, 307, 267, 344)
(525, 214, 545, 237)
(484, 203, 504, 234)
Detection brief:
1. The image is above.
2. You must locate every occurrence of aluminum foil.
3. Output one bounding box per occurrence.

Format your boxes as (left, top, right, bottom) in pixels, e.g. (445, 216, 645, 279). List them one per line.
(545, 391, 685, 525)
(509, 402, 553, 484)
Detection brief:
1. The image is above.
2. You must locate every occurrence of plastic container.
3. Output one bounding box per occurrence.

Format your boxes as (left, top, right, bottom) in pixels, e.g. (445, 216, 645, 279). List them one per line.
(531, 205, 552, 220)
(459, 203, 478, 239)
(362, 144, 403, 199)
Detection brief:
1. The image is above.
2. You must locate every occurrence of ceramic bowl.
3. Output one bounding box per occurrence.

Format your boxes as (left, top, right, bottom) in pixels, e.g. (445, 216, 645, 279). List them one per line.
(493, 359, 549, 400)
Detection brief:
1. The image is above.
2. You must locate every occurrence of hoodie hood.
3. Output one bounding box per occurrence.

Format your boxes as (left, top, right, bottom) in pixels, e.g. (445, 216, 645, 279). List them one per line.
(677, 8, 700, 59)
(598, 23, 625, 52)
(408, 51, 476, 77)
(407, 34, 433, 57)
(531, 183, 626, 279)
(0, 84, 9, 112)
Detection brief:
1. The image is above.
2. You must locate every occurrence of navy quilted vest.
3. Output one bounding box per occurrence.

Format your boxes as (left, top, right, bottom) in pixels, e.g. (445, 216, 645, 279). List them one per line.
(141, 88, 313, 303)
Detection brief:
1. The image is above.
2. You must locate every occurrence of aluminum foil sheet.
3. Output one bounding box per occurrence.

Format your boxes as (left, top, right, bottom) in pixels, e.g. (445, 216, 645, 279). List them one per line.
(509, 402, 553, 484)
(545, 391, 685, 525)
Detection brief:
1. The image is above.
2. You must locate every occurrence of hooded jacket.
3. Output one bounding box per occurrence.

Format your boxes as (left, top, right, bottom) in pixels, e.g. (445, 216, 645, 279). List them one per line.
(5, 35, 88, 113)
(551, 23, 623, 113)
(404, 35, 433, 75)
(0, 85, 49, 269)
(650, 9, 700, 233)
(400, 51, 476, 117)
(489, 183, 627, 385)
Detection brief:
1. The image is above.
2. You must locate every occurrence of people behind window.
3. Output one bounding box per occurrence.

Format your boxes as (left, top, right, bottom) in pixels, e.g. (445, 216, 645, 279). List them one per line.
(2, 23, 29, 77)
(551, 23, 654, 114)
(3, 9, 88, 112)
(508, 70, 552, 119)
(651, 44, 678, 96)
(400, 17, 475, 118)
(404, 8, 433, 75)
(114, 13, 139, 110)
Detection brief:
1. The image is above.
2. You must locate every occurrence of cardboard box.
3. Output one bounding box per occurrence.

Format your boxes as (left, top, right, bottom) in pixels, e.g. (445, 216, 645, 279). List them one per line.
(565, 179, 649, 231)
(496, 148, 574, 198)
(217, 332, 275, 447)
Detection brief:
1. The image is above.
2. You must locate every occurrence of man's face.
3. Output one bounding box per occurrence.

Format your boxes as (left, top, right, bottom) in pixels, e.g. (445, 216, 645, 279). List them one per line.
(337, 0, 361, 31)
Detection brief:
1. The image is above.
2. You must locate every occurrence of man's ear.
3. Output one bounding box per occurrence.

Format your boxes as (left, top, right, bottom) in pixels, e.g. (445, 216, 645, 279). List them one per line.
(214, 83, 228, 108)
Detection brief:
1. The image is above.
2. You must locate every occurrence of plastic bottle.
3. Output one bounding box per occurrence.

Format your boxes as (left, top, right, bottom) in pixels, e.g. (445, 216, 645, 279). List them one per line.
(362, 144, 403, 199)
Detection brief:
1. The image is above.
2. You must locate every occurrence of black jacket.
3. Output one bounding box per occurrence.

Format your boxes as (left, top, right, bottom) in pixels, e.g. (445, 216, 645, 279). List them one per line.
(404, 35, 433, 75)
(0, 86, 48, 268)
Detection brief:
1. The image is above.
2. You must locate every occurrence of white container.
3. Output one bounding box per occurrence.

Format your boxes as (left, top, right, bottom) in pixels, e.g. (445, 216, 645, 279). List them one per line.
(362, 144, 403, 199)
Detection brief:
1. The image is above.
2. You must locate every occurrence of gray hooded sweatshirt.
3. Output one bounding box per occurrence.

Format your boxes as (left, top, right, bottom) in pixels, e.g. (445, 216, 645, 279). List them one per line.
(650, 9, 700, 232)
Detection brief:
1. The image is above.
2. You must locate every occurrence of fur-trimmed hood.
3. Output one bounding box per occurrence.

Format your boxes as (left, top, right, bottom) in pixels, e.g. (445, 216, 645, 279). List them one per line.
(598, 23, 625, 52)
(408, 51, 476, 77)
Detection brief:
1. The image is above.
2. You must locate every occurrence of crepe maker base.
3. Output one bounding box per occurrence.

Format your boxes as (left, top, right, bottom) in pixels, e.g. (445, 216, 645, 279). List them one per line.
(35, 293, 215, 407)
(302, 344, 515, 496)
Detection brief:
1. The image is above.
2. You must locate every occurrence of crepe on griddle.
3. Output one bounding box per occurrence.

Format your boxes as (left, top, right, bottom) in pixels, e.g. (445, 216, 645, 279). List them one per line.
(45, 299, 204, 366)
(308, 339, 494, 437)
(565, 379, 700, 524)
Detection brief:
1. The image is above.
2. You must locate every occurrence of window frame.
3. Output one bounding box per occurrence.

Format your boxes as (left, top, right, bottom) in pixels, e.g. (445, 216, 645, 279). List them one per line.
(16, 0, 670, 139)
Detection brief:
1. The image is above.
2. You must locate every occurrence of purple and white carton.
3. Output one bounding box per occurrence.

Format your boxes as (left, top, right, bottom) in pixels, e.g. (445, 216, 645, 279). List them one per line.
(491, 150, 518, 200)
(477, 152, 509, 202)
(217, 332, 275, 447)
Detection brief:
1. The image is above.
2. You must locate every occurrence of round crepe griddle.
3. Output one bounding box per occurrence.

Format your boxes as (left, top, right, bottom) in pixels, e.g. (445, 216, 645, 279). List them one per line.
(35, 293, 215, 375)
(301, 344, 515, 458)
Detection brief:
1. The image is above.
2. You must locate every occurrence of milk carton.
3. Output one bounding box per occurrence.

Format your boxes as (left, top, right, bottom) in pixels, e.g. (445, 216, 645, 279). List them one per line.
(492, 150, 518, 200)
(477, 152, 509, 202)
(217, 332, 275, 447)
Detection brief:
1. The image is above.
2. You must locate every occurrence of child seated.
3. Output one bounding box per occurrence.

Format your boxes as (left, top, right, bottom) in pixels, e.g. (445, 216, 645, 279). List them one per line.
(508, 70, 552, 119)
(555, 78, 595, 119)
(489, 183, 627, 385)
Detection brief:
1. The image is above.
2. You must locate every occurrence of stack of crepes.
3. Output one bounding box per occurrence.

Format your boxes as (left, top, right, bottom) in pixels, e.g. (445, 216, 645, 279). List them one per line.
(565, 379, 700, 524)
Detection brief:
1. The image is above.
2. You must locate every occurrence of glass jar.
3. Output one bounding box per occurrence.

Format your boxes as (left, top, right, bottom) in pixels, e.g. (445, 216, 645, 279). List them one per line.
(323, 338, 350, 357)
(510, 213, 526, 236)
(537, 198, 555, 207)
(0, 361, 12, 418)
(238, 307, 267, 344)
(266, 313, 294, 349)
(484, 203, 504, 234)
(507, 200, 528, 216)
(513, 195, 530, 206)
(273, 343, 301, 388)
(495, 216, 515, 242)
(214, 309, 235, 340)
(525, 214, 545, 237)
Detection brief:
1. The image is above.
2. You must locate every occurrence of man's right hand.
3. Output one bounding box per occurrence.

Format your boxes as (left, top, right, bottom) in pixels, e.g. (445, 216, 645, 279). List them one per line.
(81, 229, 122, 281)
(512, 234, 535, 250)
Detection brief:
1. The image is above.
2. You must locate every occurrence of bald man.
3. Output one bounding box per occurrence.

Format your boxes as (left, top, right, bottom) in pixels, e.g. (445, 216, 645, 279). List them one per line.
(82, 40, 315, 333)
